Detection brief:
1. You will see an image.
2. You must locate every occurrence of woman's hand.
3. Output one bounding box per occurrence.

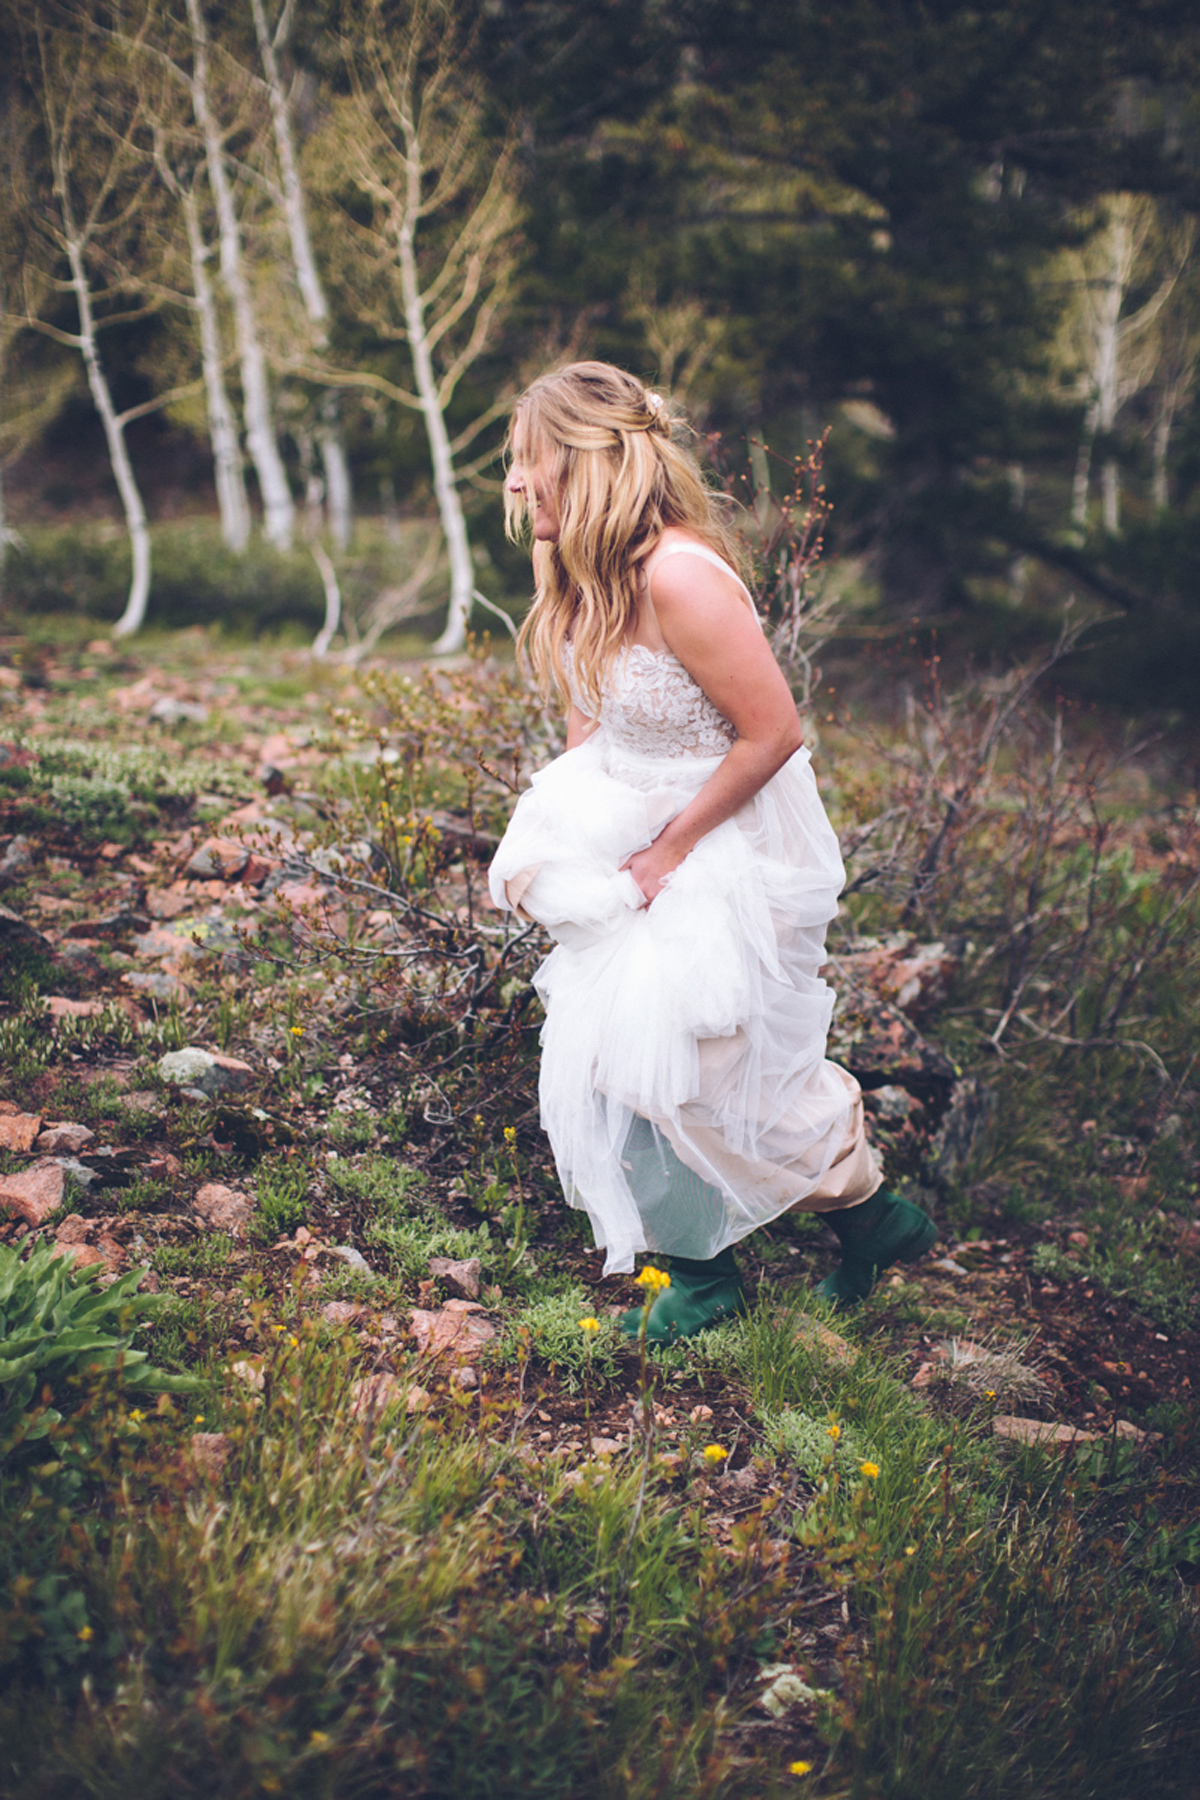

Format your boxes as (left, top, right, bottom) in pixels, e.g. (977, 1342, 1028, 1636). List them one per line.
(621, 829, 687, 906)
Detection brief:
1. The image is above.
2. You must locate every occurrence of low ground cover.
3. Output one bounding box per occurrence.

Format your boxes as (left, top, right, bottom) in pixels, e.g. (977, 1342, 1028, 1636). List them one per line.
(0, 621, 1197, 1797)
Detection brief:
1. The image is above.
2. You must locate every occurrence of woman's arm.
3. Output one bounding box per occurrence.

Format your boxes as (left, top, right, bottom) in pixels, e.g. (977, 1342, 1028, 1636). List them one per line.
(622, 557, 803, 904)
(566, 703, 600, 750)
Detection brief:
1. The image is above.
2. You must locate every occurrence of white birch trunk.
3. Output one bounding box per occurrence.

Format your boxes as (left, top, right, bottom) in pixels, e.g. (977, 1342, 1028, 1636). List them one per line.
(1152, 405, 1172, 509)
(252, 0, 353, 551)
(1070, 397, 1098, 532)
(179, 183, 251, 551)
(63, 231, 151, 636)
(186, 0, 294, 550)
(399, 218, 474, 655)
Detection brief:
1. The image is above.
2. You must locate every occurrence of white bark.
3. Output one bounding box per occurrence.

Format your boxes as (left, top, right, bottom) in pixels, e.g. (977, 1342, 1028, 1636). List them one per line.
(252, 0, 353, 550)
(309, 538, 341, 656)
(394, 208, 475, 654)
(178, 182, 251, 551)
(63, 230, 151, 636)
(185, 0, 294, 549)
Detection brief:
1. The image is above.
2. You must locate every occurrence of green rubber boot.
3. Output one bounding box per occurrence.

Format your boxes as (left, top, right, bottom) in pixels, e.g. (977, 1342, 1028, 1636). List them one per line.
(815, 1189, 938, 1308)
(619, 1249, 747, 1344)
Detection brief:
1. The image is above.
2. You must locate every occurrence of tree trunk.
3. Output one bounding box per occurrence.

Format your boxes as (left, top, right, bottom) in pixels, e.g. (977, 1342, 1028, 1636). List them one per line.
(396, 217, 475, 654)
(179, 183, 250, 552)
(1094, 201, 1132, 535)
(1070, 397, 1098, 533)
(185, 0, 294, 550)
(252, 0, 353, 551)
(63, 231, 151, 636)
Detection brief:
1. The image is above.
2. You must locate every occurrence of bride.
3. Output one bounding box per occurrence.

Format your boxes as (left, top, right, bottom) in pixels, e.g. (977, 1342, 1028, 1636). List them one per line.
(488, 361, 936, 1342)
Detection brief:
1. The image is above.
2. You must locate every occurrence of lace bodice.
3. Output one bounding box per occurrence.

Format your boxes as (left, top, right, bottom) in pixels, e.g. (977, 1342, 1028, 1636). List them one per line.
(571, 539, 752, 760)
(595, 646, 737, 759)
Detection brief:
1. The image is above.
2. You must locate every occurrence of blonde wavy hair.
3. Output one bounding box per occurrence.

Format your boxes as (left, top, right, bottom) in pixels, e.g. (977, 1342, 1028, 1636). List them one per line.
(505, 361, 743, 712)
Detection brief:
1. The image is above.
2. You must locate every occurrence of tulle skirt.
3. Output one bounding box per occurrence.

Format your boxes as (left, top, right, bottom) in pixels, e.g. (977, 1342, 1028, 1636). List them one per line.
(488, 731, 881, 1275)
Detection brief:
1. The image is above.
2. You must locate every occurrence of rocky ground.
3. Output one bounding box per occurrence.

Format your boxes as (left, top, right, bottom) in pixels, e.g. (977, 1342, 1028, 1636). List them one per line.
(1, 626, 1197, 1774)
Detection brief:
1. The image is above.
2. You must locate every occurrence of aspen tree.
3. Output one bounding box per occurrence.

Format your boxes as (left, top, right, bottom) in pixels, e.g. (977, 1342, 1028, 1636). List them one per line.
(308, 0, 521, 654)
(183, 0, 295, 549)
(250, 0, 353, 551)
(25, 5, 160, 635)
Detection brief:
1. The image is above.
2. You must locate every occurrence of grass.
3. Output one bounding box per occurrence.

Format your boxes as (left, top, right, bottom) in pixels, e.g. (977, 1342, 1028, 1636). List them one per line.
(2, 610, 1199, 1796)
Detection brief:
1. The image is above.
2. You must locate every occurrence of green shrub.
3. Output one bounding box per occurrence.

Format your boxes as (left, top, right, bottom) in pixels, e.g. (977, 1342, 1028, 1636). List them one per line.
(253, 1159, 309, 1239)
(48, 773, 133, 836)
(0, 1242, 196, 1441)
(501, 1286, 622, 1390)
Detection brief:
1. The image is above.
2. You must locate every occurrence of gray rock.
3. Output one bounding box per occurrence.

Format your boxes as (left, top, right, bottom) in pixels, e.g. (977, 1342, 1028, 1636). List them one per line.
(157, 1046, 256, 1096)
(329, 1244, 376, 1278)
(149, 696, 210, 726)
(0, 835, 34, 885)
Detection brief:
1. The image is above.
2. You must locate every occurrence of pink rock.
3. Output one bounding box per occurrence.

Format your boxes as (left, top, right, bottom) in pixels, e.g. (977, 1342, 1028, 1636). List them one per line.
(186, 837, 249, 881)
(55, 1213, 92, 1245)
(409, 1300, 496, 1362)
(0, 1110, 42, 1152)
(427, 1255, 482, 1299)
(44, 996, 104, 1020)
(0, 1160, 66, 1227)
(187, 1432, 232, 1482)
(60, 1243, 107, 1269)
(35, 1122, 95, 1154)
(145, 883, 193, 921)
(349, 1374, 432, 1419)
(211, 1054, 255, 1091)
(322, 1301, 366, 1326)
(993, 1416, 1096, 1449)
(193, 1182, 253, 1234)
(145, 1151, 182, 1181)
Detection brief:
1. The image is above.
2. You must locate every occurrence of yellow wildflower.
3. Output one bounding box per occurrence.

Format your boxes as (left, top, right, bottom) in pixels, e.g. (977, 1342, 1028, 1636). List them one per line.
(193, 1415, 205, 1425)
(984, 1389, 997, 1399)
(860, 1461, 880, 1479)
(789, 1762, 813, 1777)
(77, 1625, 94, 1643)
(827, 1423, 841, 1442)
(635, 1266, 671, 1293)
(905, 1545, 917, 1557)
(290, 1025, 304, 1036)
(310, 1731, 330, 1746)
(578, 1317, 600, 1334)
(503, 1126, 517, 1145)
(703, 1444, 728, 1464)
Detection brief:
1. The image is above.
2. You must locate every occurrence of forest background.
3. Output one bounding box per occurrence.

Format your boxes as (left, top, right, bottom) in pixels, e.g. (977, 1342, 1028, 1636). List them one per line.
(3, 0, 1200, 702)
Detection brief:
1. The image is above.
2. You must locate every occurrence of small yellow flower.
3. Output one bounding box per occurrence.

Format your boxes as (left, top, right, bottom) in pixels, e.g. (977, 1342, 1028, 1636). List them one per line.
(703, 1444, 728, 1464)
(289, 1335, 300, 1348)
(503, 1126, 517, 1146)
(984, 1389, 996, 1400)
(77, 1625, 94, 1642)
(578, 1317, 600, 1334)
(860, 1461, 880, 1480)
(193, 1415, 205, 1425)
(129, 1409, 145, 1424)
(473, 1115, 484, 1130)
(635, 1266, 671, 1293)
(290, 1025, 305, 1036)
(789, 1763, 813, 1777)
(905, 1545, 917, 1557)
(827, 1423, 841, 1442)
(310, 1731, 330, 1746)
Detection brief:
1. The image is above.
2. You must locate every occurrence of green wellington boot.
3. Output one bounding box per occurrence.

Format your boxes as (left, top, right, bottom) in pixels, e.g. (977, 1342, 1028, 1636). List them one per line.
(619, 1249, 747, 1345)
(815, 1188, 938, 1308)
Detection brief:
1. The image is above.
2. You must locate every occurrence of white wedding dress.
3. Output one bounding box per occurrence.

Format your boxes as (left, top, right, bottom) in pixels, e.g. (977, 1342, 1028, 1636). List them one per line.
(488, 542, 881, 1275)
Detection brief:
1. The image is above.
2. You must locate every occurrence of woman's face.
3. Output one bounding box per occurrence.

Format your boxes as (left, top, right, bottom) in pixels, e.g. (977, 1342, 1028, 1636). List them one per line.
(506, 419, 561, 541)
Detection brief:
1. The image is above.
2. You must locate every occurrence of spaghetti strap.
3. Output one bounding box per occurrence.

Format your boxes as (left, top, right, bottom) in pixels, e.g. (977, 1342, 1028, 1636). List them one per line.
(643, 539, 760, 622)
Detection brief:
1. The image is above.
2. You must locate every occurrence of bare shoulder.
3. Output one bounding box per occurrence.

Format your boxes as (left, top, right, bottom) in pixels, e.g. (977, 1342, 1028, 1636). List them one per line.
(646, 530, 748, 621)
